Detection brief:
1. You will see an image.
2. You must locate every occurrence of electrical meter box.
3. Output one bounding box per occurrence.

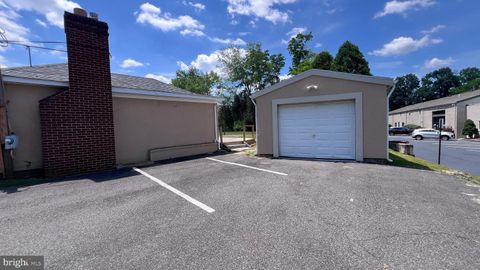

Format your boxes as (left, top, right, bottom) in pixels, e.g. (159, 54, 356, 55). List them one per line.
(5, 134, 19, 150)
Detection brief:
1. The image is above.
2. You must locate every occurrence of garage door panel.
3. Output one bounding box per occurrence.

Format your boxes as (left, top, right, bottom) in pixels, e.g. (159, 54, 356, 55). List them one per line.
(278, 101, 355, 159)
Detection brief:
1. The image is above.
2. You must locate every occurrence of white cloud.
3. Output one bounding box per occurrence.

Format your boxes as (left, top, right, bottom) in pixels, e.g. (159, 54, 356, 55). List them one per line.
(374, 0, 436, 18)
(0, 55, 8, 68)
(238, 32, 251, 36)
(421, 24, 445, 34)
(0, 8, 29, 47)
(179, 52, 221, 74)
(423, 57, 453, 69)
(145, 73, 172, 83)
(183, 1, 205, 11)
(286, 27, 306, 39)
(120, 58, 144, 68)
(136, 2, 204, 33)
(209, 37, 246, 46)
(226, 0, 298, 24)
(177, 48, 246, 76)
(314, 43, 322, 48)
(281, 27, 306, 44)
(2, 0, 81, 28)
(370, 35, 442, 56)
(35, 18, 48, 28)
(180, 29, 205, 36)
(279, 74, 292, 81)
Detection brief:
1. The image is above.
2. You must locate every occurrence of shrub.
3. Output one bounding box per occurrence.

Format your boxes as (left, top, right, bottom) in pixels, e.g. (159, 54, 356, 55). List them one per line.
(442, 126, 454, 133)
(462, 119, 479, 138)
(233, 120, 244, 132)
(404, 124, 421, 130)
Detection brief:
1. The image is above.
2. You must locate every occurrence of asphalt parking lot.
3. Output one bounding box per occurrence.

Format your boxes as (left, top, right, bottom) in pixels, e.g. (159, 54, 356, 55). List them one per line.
(1, 153, 479, 269)
(390, 135, 480, 176)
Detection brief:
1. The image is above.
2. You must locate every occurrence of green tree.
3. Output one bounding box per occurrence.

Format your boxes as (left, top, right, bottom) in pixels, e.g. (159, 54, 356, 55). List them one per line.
(415, 67, 461, 102)
(389, 74, 420, 110)
(450, 67, 480, 94)
(287, 32, 314, 75)
(219, 43, 285, 95)
(218, 97, 234, 131)
(171, 67, 220, 95)
(459, 67, 480, 84)
(218, 43, 285, 126)
(332, 41, 371, 75)
(462, 119, 479, 138)
(450, 78, 480, 94)
(311, 51, 333, 70)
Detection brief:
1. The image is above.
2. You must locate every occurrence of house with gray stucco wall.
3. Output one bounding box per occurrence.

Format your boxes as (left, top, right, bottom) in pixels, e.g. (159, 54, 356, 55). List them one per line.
(389, 89, 480, 137)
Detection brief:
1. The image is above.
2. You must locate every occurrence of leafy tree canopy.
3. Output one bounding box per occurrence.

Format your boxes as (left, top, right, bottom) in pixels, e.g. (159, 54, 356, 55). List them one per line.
(389, 74, 420, 110)
(171, 67, 220, 95)
(218, 43, 285, 95)
(415, 67, 461, 102)
(459, 67, 480, 84)
(311, 51, 333, 70)
(332, 41, 371, 75)
(287, 32, 314, 74)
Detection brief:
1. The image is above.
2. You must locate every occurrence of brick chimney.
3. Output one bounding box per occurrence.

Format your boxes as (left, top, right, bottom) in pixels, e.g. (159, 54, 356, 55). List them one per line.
(39, 9, 116, 177)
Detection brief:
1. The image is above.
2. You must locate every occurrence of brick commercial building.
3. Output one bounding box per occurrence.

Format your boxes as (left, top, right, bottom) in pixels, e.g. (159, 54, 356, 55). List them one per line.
(389, 89, 480, 137)
(0, 9, 220, 178)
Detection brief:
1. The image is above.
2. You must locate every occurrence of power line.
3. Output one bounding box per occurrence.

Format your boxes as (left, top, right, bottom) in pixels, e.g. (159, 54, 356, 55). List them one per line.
(8, 43, 67, 52)
(0, 30, 67, 67)
(6, 40, 65, 44)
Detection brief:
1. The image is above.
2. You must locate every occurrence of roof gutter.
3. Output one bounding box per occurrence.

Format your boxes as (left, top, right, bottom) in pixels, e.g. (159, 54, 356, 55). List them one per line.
(386, 79, 397, 162)
(2, 75, 222, 104)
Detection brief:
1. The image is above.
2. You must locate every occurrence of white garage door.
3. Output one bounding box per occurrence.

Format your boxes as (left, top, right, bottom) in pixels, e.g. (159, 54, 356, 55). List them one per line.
(278, 101, 356, 159)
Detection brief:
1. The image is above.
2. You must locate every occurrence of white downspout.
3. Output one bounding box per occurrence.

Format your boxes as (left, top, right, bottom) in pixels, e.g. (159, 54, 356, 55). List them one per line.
(387, 79, 397, 162)
(250, 96, 258, 154)
(214, 103, 219, 150)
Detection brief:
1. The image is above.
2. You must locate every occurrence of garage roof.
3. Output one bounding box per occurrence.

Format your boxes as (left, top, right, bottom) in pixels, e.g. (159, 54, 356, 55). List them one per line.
(2, 63, 221, 103)
(251, 69, 394, 99)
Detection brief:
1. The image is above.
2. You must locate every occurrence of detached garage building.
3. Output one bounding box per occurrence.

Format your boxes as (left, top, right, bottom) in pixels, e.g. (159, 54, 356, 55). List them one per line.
(251, 70, 393, 161)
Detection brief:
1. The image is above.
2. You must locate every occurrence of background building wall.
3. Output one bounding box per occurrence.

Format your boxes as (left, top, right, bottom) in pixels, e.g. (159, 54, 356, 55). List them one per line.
(5, 84, 62, 172)
(113, 97, 217, 165)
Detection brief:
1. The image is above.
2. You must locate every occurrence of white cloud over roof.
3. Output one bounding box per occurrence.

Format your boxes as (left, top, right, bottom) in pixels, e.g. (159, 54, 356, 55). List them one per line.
(370, 35, 442, 56)
(374, 0, 436, 18)
(226, 0, 298, 24)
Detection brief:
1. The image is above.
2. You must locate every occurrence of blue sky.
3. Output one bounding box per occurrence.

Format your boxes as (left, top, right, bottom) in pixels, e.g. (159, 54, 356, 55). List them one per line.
(0, 0, 479, 83)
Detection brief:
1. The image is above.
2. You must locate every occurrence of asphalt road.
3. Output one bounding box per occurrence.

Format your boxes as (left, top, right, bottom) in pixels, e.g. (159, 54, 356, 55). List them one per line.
(1, 153, 479, 269)
(390, 135, 480, 176)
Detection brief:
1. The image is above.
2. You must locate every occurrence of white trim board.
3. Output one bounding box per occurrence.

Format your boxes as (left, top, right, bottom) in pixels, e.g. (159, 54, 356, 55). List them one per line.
(113, 88, 221, 104)
(2, 75, 221, 104)
(271, 92, 364, 161)
(251, 69, 393, 99)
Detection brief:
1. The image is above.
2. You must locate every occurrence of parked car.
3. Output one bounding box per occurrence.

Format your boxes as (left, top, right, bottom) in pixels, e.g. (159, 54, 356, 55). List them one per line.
(389, 127, 412, 135)
(411, 129, 455, 140)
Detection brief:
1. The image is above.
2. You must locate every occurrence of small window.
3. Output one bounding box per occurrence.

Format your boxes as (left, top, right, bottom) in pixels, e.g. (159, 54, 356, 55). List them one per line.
(402, 122, 405, 127)
(395, 123, 397, 127)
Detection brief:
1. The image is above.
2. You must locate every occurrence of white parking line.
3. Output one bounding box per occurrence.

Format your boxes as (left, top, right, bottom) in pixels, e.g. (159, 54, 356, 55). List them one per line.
(206, 157, 288, 176)
(133, 167, 215, 213)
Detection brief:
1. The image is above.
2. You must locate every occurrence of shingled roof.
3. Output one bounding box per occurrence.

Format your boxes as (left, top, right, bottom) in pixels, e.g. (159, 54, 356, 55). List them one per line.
(2, 63, 209, 98)
(390, 89, 480, 114)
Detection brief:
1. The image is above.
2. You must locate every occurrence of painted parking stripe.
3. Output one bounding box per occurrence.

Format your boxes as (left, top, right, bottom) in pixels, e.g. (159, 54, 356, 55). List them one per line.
(133, 167, 215, 213)
(206, 157, 288, 176)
